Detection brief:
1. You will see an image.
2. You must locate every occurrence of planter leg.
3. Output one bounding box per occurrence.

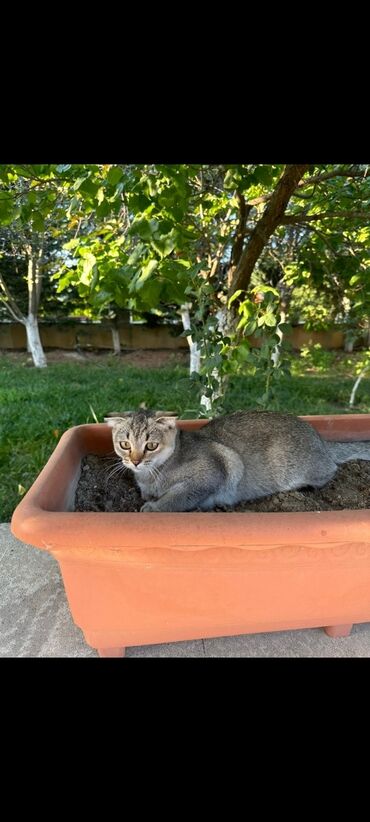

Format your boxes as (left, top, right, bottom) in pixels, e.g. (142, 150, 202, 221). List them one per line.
(323, 624, 353, 638)
(97, 647, 126, 658)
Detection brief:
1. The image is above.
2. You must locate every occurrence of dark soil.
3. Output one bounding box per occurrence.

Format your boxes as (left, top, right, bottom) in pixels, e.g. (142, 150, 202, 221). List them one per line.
(74, 454, 370, 513)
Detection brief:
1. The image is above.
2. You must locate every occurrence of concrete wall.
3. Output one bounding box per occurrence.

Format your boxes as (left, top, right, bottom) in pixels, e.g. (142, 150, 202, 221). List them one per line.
(0, 321, 345, 352)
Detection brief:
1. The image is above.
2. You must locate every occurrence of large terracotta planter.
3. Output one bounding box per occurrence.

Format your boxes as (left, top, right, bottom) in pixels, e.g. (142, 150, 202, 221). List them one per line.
(11, 415, 370, 657)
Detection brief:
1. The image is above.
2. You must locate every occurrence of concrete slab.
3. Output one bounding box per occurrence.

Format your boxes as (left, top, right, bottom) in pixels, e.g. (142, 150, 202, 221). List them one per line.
(1, 524, 369, 658)
(127, 640, 206, 657)
(0, 524, 97, 657)
(203, 621, 370, 657)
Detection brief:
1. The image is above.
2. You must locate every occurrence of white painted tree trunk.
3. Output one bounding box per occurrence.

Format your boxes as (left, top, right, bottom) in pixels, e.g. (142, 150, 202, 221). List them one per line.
(200, 380, 219, 413)
(25, 315, 47, 368)
(111, 326, 121, 355)
(349, 367, 370, 408)
(0, 242, 47, 368)
(179, 304, 201, 374)
(200, 306, 228, 413)
(25, 243, 47, 368)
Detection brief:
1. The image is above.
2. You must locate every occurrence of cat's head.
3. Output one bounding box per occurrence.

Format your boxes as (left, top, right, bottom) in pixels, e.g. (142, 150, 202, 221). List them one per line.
(104, 410, 178, 474)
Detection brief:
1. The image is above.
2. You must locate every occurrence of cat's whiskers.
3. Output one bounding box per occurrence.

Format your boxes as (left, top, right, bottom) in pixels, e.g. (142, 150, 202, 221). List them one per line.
(106, 461, 129, 482)
(101, 452, 118, 462)
(147, 463, 161, 484)
(144, 459, 158, 475)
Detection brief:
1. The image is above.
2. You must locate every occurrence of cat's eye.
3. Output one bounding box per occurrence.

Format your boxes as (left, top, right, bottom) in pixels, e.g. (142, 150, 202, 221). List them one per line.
(146, 441, 159, 451)
(119, 440, 131, 450)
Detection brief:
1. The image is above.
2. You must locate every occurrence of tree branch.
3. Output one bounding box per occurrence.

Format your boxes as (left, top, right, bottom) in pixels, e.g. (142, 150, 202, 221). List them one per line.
(229, 164, 309, 297)
(0, 272, 25, 323)
(35, 241, 44, 311)
(282, 210, 370, 224)
(299, 222, 340, 256)
(245, 166, 367, 208)
(209, 205, 233, 278)
(296, 166, 366, 188)
(230, 194, 251, 267)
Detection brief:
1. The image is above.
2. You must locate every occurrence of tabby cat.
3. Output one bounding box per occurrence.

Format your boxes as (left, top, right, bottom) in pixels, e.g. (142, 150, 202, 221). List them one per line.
(105, 409, 370, 512)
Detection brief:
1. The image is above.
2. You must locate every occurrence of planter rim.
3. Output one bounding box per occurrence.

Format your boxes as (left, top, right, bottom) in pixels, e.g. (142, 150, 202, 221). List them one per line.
(11, 414, 370, 555)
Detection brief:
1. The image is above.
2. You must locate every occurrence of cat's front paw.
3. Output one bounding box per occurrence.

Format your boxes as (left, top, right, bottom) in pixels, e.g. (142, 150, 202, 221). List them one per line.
(140, 501, 160, 512)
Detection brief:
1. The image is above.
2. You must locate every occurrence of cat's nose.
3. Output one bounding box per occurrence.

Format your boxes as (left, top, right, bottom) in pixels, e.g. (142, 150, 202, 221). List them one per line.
(131, 457, 141, 466)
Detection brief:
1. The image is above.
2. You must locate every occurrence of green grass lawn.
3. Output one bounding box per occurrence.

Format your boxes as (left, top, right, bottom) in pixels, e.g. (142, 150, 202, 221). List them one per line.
(1, 351, 370, 521)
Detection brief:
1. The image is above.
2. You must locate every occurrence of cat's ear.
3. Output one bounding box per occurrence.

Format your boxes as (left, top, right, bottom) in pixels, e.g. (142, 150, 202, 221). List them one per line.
(104, 412, 132, 427)
(104, 418, 120, 428)
(155, 414, 178, 429)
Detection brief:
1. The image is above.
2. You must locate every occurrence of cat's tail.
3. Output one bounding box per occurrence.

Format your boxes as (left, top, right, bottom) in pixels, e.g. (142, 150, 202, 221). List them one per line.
(327, 441, 370, 464)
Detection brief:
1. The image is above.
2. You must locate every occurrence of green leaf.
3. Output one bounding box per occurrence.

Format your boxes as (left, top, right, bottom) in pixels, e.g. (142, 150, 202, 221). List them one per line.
(90, 266, 99, 290)
(127, 244, 144, 265)
(66, 196, 80, 217)
(78, 246, 94, 258)
(97, 187, 105, 205)
(264, 313, 277, 327)
(151, 231, 177, 258)
(63, 238, 79, 250)
(223, 170, 235, 190)
(73, 177, 85, 191)
(251, 284, 280, 297)
(78, 178, 100, 198)
(56, 271, 74, 292)
(253, 165, 273, 186)
(0, 192, 15, 225)
(78, 252, 97, 285)
(131, 259, 159, 291)
(32, 212, 45, 232)
(107, 166, 123, 185)
(141, 259, 159, 280)
(56, 164, 72, 173)
(228, 289, 243, 307)
(136, 278, 162, 309)
(128, 193, 151, 212)
(237, 317, 257, 334)
(96, 200, 111, 218)
(130, 217, 155, 241)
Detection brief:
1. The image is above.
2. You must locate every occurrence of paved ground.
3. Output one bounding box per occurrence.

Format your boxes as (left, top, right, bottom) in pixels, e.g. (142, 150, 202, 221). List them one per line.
(1, 523, 369, 658)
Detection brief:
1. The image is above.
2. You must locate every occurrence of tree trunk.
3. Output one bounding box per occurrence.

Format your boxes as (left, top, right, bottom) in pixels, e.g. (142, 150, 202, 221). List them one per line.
(0, 242, 47, 367)
(25, 241, 47, 367)
(229, 164, 309, 298)
(200, 371, 223, 413)
(200, 306, 228, 414)
(349, 367, 370, 408)
(25, 314, 47, 368)
(179, 304, 201, 374)
(111, 325, 121, 355)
